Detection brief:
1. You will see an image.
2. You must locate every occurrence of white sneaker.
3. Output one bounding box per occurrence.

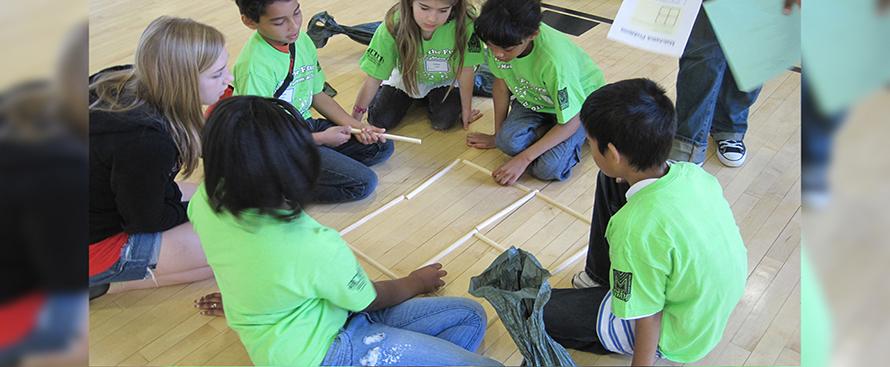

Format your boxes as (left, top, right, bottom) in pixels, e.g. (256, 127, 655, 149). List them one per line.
(572, 271, 601, 289)
(716, 140, 747, 167)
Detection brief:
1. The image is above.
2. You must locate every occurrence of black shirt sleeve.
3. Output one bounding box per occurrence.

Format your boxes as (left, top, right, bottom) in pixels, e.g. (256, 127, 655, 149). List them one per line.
(110, 130, 188, 234)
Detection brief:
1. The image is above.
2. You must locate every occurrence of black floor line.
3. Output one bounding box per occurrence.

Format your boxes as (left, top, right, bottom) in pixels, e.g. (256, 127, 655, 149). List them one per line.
(541, 2, 614, 25)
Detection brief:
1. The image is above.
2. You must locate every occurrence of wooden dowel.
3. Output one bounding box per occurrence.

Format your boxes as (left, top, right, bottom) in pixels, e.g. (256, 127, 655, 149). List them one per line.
(350, 128, 422, 144)
(406, 159, 461, 199)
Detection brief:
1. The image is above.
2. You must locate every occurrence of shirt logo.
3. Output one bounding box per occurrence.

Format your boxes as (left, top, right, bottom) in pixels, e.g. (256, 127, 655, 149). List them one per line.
(558, 87, 569, 111)
(365, 48, 384, 66)
(347, 265, 369, 292)
(612, 269, 633, 302)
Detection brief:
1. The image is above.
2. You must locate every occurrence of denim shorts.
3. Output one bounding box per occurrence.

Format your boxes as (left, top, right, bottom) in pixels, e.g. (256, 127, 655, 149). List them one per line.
(89, 232, 162, 286)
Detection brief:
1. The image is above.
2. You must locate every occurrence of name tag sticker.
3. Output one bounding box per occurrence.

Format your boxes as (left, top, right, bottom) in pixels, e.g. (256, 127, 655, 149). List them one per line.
(424, 58, 450, 73)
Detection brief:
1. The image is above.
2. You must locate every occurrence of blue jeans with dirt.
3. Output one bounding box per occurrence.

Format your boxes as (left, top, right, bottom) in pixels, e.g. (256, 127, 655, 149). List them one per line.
(321, 297, 501, 366)
(307, 118, 395, 203)
(670, 7, 762, 164)
(495, 100, 586, 181)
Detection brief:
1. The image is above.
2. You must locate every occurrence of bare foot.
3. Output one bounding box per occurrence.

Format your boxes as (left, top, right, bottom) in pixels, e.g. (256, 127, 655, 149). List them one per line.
(194, 292, 225, 316)
(467, 132, 496, 149)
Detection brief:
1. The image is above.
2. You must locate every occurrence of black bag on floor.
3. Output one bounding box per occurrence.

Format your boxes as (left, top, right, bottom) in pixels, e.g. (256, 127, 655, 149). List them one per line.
(307, 11, 381, 48)
(469, 247, 576, 367)
(306, 11, 382, 98)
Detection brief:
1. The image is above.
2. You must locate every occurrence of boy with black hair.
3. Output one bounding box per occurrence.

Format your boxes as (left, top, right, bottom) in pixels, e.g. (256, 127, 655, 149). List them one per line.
(543, 79, 747, 366)
(467, 0, 605, 186)
(233, 0, 394, 203)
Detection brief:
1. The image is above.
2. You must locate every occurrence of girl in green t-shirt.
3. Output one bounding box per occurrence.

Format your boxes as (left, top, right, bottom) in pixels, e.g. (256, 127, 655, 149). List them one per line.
(190, 96, 500, 366)
(351, 0, 484, 131)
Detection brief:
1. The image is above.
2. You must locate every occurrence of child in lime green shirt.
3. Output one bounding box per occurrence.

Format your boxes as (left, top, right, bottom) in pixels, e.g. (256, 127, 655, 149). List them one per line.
(543, 79, 747, 365)
(468, 0, 605, 186)
(353, 0, 485, 131)
(232, 0, 394, 204)
(190, 96, 501, 366)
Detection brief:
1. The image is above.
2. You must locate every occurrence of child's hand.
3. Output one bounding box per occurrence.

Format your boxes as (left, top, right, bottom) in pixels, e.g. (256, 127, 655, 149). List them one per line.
(493, 155, 531, 186)
(466, 132, 496, 149)
(356, 124, 387, 145)
(321, 126, 351, 147)
(462, 108, 483, 130)
(194, 292, 225, 317)
(408, 263, 447, 294)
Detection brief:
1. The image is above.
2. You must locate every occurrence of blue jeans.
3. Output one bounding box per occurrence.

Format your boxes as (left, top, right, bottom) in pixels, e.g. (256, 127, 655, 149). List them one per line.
(495, 101, 587, 181)
(671, 7, 762, 164)
(801, 76, 845, 192)
(321, 297, 501, 366)
(307, 118, 395, 203)
(89, 232, 162, 287)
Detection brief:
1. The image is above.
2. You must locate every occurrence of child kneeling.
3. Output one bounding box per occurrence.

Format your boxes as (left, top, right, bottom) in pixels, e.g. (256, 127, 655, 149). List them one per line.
(188, 96, 501, 366)
(543, 79, 747, 365)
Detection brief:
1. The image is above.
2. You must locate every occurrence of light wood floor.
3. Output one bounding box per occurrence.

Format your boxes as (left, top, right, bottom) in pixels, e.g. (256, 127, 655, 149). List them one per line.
(88, 0, 801, 365)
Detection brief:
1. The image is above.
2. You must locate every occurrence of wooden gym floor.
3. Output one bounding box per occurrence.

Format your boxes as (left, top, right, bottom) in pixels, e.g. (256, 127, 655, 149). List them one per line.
(88, 0, 801, 365)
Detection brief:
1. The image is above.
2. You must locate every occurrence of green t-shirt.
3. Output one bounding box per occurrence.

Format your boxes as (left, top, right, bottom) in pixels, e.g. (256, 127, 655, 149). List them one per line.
(187, 185, 376, 366)
(606, 163, 747, 363)
(360, 15, 484, 98)
(485, 24, 605, 124)
(233, 32, 326, 119)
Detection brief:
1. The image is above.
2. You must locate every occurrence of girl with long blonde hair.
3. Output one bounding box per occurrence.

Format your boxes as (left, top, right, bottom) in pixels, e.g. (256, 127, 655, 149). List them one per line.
(88, 16, 233, 298)
(352, 0, 484, 131)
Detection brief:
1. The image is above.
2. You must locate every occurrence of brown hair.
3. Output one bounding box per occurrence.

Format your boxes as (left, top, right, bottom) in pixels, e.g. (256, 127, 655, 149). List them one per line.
(385, 0, 475, 96)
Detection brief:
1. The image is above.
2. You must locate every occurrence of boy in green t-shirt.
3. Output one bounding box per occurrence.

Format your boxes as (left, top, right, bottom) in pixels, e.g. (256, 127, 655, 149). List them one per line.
(232, 0, 394, 204)
(543, 79, 747, 365)
(467, 0, 605, 186)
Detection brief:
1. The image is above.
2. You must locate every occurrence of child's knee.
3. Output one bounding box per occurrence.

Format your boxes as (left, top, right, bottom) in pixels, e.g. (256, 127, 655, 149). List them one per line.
(429, 110, 459, 131)
(375, 140, 395, 163)
(428, 101, 461, 131)
(359, 140, 394, 167)
(530, 158, 572, 181)
(368, 108, 402, 130)
(350, 169, 378, 201)
(458, 298, 486, 323)
(495, 129, 526, 156)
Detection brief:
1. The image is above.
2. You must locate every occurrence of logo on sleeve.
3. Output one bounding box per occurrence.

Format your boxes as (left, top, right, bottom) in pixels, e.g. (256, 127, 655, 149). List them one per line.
(557, 87, 569, 111)
(468, 32, 481, 53)
(347, 265, 369, 292)
(365, 48, 384, 66)
(612, 269, 633, 302)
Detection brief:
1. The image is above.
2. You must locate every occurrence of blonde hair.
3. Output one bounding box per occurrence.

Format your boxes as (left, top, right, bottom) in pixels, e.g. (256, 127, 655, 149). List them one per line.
(89, 16, 225, 177)
(385, 0, 475, 96)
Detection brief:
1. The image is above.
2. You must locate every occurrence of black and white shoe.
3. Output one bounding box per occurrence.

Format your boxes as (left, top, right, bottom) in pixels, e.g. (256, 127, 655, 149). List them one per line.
(572, 271, 602, 289)
(716, 140, 747, 167)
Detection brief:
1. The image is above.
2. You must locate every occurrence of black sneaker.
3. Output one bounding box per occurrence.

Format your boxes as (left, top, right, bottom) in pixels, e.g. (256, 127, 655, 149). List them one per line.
(89, 283, 110, 301)
(716, 139, 747, 167)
